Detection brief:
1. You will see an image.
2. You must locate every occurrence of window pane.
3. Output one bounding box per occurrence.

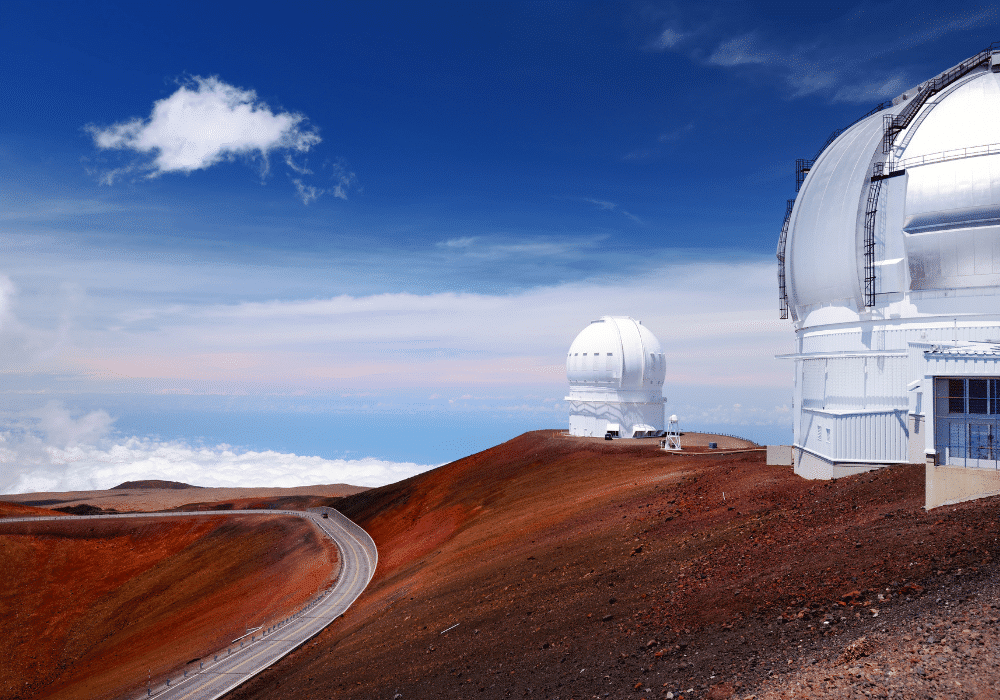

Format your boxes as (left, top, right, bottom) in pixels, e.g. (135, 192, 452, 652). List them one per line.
(970, 424, 997, 459)
(992, 379, 1000, 415)
(949, 379, 966, 414)
(970, 379, 989, 414)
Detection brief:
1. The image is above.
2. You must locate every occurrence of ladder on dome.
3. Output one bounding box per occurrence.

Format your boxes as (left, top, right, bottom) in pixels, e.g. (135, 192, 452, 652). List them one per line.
(777, 198, 795, 319)
(881, 42, 1000, 155)
(861, 42, 1000, 309)
(862, 166, 884, 308)
(794, 101, 892, 193)
(780, 41, 1000, 317)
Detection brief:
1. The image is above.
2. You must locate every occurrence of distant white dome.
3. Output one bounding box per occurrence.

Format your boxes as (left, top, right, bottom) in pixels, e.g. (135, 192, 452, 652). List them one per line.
(566, 316, 665, 392)
(565, 316, 666, 438)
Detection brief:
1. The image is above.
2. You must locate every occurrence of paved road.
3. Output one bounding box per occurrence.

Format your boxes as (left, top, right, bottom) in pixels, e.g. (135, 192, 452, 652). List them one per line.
(0, 506, 376, 700)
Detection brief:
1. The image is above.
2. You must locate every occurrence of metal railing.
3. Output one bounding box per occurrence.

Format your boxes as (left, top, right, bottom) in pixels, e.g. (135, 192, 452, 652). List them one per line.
(882, 42, 1000, 154)
(794, 101, 892, 193)
(777, 198, 795, 319)
(937, 444, 1000, 470)
(892, 141, 1000, 171)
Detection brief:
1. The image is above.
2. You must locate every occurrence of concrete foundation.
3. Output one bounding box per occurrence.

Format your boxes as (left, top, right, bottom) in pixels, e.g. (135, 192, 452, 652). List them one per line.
(766, 445, 793, 466)
(793, 448, 882, 480)
(925, 461, 1000, 509)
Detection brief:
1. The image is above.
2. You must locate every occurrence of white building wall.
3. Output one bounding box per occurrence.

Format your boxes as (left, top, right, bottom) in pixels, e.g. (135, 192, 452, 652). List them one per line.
(568, 401, 665, 438)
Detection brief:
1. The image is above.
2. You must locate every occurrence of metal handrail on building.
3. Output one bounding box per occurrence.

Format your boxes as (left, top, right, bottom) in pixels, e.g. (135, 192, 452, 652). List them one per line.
(882, 42, 1000, 154)
(937, 444, 1000, 470)
(892, 141, 1000, 170)
(777, 198, 795, 319)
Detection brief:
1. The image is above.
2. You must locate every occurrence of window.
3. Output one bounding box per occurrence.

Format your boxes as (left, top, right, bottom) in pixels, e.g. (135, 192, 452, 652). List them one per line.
(606, 353, 613, 371)
(945, 378, 1000, 415)
(971, 379, 989, 414)
(949, 379, 966, 413)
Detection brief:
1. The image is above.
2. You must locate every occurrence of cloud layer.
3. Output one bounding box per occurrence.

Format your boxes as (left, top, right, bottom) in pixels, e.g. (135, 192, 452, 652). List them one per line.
(57, 258, 791, 389)
(0, 401, 435, 494)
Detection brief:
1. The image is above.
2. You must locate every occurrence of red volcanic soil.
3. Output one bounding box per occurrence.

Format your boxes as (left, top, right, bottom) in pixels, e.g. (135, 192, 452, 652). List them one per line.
(224, 429, 1000, 700)
(1, 483, 366, 514)
(0, 502, 68, 518)
(0, 514, 338, 700)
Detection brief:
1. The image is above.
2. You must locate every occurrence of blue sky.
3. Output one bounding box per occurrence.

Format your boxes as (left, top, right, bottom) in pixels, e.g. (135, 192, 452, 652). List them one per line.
(1, 1, 997, 492)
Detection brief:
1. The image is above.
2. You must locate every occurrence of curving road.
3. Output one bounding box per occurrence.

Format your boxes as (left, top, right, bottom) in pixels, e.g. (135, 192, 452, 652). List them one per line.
(0, 506, 376, 700)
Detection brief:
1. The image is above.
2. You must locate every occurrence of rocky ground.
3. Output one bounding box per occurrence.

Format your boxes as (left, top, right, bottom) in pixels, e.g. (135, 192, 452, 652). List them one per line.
(1, 483, 366, 514)
(749, 568, 1000, 700)
(223, 430, 1000, 700)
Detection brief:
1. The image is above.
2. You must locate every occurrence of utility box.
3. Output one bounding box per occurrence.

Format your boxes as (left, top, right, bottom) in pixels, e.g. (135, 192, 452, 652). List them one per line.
(767, 445, 794, 466)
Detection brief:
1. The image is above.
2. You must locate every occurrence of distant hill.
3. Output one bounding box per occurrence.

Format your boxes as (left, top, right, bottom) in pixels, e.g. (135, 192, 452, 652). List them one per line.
(110, 480, 201, 490)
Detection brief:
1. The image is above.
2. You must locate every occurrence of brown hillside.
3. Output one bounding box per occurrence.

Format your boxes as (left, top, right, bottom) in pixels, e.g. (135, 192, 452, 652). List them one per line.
(0, 514, 338, 700)
(226, 429, 1000, 700)
(1, 483, 366, 514)
(0, 502, 69, 518)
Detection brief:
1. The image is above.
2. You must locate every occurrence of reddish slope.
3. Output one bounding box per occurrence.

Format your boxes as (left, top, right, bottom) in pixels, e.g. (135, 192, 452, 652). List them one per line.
(0, 514, 337, 700)
(227, 429, 1000, 700)
(0, 502, 68, 518)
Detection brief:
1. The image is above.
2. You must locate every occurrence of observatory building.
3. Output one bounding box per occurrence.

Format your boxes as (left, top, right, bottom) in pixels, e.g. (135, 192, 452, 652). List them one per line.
(778, 44, 1000, 506)
(565, 316, 666, 438)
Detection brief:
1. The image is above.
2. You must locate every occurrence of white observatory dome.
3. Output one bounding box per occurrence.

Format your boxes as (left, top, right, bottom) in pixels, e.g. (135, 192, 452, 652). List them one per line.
(786, 60, 1000, 321)
(565, 316, 666, 438)
(777, 46, 1000, 488)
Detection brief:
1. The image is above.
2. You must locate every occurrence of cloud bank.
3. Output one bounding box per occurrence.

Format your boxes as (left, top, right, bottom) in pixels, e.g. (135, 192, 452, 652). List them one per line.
(58, 258, 791, 389)
(0, 401, 435, 494)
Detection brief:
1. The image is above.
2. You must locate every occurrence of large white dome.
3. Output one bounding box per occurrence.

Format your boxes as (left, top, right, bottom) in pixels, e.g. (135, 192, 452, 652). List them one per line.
(786, 61, 1000, 325)
(565, 316, 666, 438)
(566, 316, 665, 392)
(777, 47, 1000, 486)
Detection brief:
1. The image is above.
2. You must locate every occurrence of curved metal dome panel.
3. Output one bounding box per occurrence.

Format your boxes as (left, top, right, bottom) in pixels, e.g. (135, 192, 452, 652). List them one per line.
(566, 316, 665, 392)
(902, 73, 1000, 234)
(786, 112, 888, 316)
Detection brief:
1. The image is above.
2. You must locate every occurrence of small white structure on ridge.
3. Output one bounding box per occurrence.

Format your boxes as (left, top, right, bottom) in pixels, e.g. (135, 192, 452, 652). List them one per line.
(662, 414, 681, 450)
(565, 316, 666, 438)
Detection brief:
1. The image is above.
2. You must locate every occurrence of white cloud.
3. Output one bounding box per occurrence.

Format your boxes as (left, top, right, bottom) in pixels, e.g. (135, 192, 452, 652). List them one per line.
(293, 179, 322, 205)
(435, 235, 605, 260)
(832, 74, 908, 104)
(707, 33, 775, 67)
(653, 27, 686, 50)
(0, 274, 73, 370)
(667, 7, 999, 104)
(582, 198, 617, 211)
(0, 402, 435, 494)
(30, 401, 113, 450)
(87, 76, 324, 193)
